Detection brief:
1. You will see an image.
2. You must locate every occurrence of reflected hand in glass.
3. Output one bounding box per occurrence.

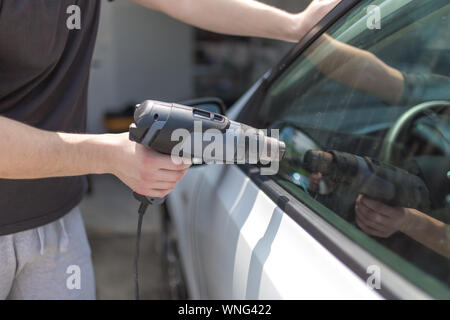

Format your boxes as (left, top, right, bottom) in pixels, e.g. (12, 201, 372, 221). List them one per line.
(355, 195, 450, 259)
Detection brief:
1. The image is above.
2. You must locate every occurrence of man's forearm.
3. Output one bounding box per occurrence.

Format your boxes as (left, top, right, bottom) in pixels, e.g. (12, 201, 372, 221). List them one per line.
(0, 116, 190, 197)
(0, 116, 112, 179)
(134, 0, 301, 42)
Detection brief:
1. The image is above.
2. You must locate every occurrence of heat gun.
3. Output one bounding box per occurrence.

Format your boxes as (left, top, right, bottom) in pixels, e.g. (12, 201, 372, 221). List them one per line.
(128, 99, 286, 299)
(129, 100, 286, 206)
(303, 150, 430, 210)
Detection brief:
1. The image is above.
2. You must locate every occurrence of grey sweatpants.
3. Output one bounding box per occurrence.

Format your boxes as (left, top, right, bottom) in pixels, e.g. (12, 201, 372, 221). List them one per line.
(0, 207, 96, 300)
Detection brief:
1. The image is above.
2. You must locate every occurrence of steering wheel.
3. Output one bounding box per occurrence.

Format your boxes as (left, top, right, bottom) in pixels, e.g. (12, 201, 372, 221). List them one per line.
(380, 100, 450, 163)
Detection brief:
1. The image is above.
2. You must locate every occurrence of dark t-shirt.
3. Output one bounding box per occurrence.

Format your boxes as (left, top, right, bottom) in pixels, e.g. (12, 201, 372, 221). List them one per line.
(0, 0, 100, 235)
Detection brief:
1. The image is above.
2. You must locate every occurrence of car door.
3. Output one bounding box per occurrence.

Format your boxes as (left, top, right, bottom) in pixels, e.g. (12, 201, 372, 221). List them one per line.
(233, 0, 450, 298)
(189, 0, 390, 299)
(171, 0, 450, 299)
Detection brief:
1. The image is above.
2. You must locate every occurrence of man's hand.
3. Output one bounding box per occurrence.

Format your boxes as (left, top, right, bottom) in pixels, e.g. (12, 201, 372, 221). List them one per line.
(355, 195, 409, 238)
(292, 0, 341, 41)
(105, 133, 190, 198)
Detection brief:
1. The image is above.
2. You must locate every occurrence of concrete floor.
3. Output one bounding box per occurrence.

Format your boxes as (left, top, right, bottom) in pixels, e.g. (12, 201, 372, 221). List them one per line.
(80, 175, 171, 300)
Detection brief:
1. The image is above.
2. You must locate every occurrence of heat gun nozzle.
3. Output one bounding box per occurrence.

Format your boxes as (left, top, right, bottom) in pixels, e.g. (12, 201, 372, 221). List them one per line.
(257, 135, 286, 163)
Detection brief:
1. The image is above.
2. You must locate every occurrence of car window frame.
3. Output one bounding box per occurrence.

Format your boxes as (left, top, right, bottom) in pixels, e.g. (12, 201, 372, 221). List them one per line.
(236, 0, 450, 299)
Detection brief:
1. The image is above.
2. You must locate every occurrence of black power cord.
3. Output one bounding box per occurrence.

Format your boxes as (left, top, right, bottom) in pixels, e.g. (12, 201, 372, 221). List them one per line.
(134, 201, 150, 300)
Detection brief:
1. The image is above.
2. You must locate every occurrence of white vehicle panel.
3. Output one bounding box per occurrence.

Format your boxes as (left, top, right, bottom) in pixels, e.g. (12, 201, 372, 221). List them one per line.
(190, 164, 382, 299)
(167, 168, 203, 298)
(167, 75, 263, 299)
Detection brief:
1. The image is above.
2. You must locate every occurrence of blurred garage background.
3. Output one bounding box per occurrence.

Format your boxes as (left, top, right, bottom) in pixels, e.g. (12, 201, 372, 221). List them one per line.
(81, 0, 310, 299)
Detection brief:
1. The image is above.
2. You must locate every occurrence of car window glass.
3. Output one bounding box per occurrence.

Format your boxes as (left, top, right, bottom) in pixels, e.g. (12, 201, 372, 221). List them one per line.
(258, 0, 450, 295)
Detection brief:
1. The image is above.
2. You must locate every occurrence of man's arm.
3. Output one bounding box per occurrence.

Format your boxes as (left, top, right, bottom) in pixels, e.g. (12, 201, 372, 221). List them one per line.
(0, 116, 190, 197)
(132, 0, 340, 42)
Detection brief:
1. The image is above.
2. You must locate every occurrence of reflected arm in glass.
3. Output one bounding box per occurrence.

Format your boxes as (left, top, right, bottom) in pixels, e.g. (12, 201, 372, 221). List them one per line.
(304, 34, 405, 105)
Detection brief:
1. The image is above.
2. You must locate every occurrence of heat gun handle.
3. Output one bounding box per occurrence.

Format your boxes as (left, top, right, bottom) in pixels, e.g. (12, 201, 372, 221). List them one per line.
(133, 192, 166, 206)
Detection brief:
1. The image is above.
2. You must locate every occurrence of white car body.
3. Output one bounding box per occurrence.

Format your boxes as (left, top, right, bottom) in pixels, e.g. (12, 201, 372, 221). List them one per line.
(166, 0, 449, 300)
